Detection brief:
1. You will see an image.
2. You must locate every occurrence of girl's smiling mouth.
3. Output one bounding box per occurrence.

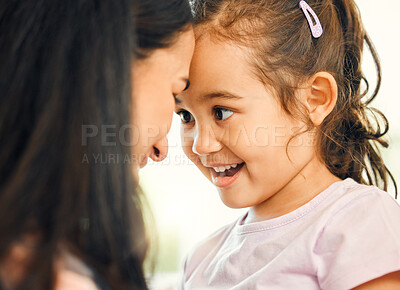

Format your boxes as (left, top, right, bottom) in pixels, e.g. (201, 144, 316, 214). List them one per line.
(208, 162, 245, 188)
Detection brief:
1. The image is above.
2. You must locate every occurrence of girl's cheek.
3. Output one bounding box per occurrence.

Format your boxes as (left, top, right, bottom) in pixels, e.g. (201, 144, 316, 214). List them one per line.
(181, 138, 196, 159)
(181, 141, 205, 169)
(186, 149, 199, 164)
(180, 125, 195, 146)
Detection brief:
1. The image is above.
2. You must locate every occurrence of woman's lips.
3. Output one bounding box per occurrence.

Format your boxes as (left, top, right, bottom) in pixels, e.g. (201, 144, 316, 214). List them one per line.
(210, 163, 245, 188)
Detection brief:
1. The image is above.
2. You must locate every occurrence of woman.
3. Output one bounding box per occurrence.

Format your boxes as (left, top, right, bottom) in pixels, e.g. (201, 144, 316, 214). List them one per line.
(0, 0, 194, 289)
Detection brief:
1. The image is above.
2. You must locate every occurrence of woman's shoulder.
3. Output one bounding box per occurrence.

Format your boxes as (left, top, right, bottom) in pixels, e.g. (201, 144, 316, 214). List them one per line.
(57, 252, 110, 290)
(56, 270, 99, 290)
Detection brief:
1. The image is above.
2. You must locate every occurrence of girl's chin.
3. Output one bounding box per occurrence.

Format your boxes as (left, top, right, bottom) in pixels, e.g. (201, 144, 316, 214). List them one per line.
(219, 193, 254, 209)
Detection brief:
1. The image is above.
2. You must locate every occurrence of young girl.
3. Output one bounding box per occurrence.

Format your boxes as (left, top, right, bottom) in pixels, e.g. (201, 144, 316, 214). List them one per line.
(175, 0, 400, 289)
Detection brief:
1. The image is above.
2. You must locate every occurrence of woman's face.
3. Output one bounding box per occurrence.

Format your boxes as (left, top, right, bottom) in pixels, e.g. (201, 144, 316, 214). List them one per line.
(132, 29, 195, 170)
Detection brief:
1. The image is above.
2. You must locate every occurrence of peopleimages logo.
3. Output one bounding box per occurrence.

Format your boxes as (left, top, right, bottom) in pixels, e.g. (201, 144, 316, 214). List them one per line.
(81, 124, 315, 148)
(81, 152, 196, 166)
(82, 124, 138, 146)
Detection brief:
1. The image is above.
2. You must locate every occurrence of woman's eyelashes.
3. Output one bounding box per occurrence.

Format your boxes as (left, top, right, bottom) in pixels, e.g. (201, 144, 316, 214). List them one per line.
(183, 80, 190, 91)
(173, 80, 190, 102)
(214, 107, 234, 121)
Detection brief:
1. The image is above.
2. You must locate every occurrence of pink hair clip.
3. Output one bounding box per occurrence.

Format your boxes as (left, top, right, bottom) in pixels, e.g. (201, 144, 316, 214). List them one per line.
(299, 0, 323, 38)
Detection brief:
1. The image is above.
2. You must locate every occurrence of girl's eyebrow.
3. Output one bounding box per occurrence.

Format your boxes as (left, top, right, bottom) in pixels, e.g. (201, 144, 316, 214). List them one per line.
(202, 90, 243, 100)
(175, 90, 242, 104)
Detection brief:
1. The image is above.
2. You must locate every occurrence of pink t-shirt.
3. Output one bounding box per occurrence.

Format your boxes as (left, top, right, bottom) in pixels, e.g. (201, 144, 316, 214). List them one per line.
(180, 178, 400, 289)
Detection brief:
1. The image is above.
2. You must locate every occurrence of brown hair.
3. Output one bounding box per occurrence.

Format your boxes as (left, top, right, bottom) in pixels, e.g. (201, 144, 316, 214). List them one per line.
(192, 0, 397, 196)
(0, 0, 192, 289)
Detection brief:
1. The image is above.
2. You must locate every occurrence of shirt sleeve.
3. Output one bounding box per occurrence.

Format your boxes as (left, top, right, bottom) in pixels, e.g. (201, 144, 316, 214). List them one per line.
(314, 188, 400, 290)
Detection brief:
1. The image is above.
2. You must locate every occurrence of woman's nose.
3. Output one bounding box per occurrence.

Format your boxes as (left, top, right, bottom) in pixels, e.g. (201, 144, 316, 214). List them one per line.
(150, 136, 168, 162)
(192, 124, 222, 156)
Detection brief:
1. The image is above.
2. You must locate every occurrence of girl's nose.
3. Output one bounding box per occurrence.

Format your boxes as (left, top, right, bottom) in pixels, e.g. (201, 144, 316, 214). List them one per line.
(150, 136, 168, 162)
(192, 125, 222, 156)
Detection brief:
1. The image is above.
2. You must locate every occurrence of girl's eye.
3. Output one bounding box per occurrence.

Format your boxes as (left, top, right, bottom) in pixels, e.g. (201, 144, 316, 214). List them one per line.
(177, 110, 194, 124)
(214, 108, 233, 121)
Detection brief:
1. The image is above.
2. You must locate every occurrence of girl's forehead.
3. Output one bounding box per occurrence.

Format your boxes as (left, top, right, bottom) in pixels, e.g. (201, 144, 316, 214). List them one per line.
(178, 45, 273, 107)
(192, 37, 252, 74)
(189, 38, 261, 89)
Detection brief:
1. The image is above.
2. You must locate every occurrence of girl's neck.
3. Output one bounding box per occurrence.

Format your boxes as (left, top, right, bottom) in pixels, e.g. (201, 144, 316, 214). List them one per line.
(245, 156, 341, 224)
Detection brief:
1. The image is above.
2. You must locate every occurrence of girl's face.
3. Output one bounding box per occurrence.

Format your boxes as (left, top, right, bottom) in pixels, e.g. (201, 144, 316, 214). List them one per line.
(176, 36, 335, 218)
(132, 29, 195, 169)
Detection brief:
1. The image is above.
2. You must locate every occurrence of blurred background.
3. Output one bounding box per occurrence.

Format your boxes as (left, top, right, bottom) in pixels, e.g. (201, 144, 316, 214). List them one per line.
(142, 0, 400, 288)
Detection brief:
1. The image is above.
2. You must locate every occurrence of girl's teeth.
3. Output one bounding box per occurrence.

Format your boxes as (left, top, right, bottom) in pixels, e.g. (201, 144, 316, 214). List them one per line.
(213, 164, 239, 173)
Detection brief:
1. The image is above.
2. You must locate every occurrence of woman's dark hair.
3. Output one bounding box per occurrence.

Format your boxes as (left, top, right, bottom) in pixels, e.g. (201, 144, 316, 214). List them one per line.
(191, 0, 397, 196)
(0, 0, 192, 289)
(135, 0, 193, 58)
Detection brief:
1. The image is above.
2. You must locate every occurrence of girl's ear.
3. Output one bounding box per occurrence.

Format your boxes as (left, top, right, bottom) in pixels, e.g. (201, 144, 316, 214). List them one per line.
(303, 72, 338, 126)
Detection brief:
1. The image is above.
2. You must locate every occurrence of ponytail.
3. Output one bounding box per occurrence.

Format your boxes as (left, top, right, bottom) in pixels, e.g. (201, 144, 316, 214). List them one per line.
(319, 0, 397, 196)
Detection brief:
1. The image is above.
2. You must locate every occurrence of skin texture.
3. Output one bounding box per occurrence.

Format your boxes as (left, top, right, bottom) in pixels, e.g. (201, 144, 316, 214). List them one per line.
(176, 36, 340, 222)
(176, 34, 400, 289)
(55, 271, 98, 290)
(352, 271, 400, 289)
(132, 29, 195, 171)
